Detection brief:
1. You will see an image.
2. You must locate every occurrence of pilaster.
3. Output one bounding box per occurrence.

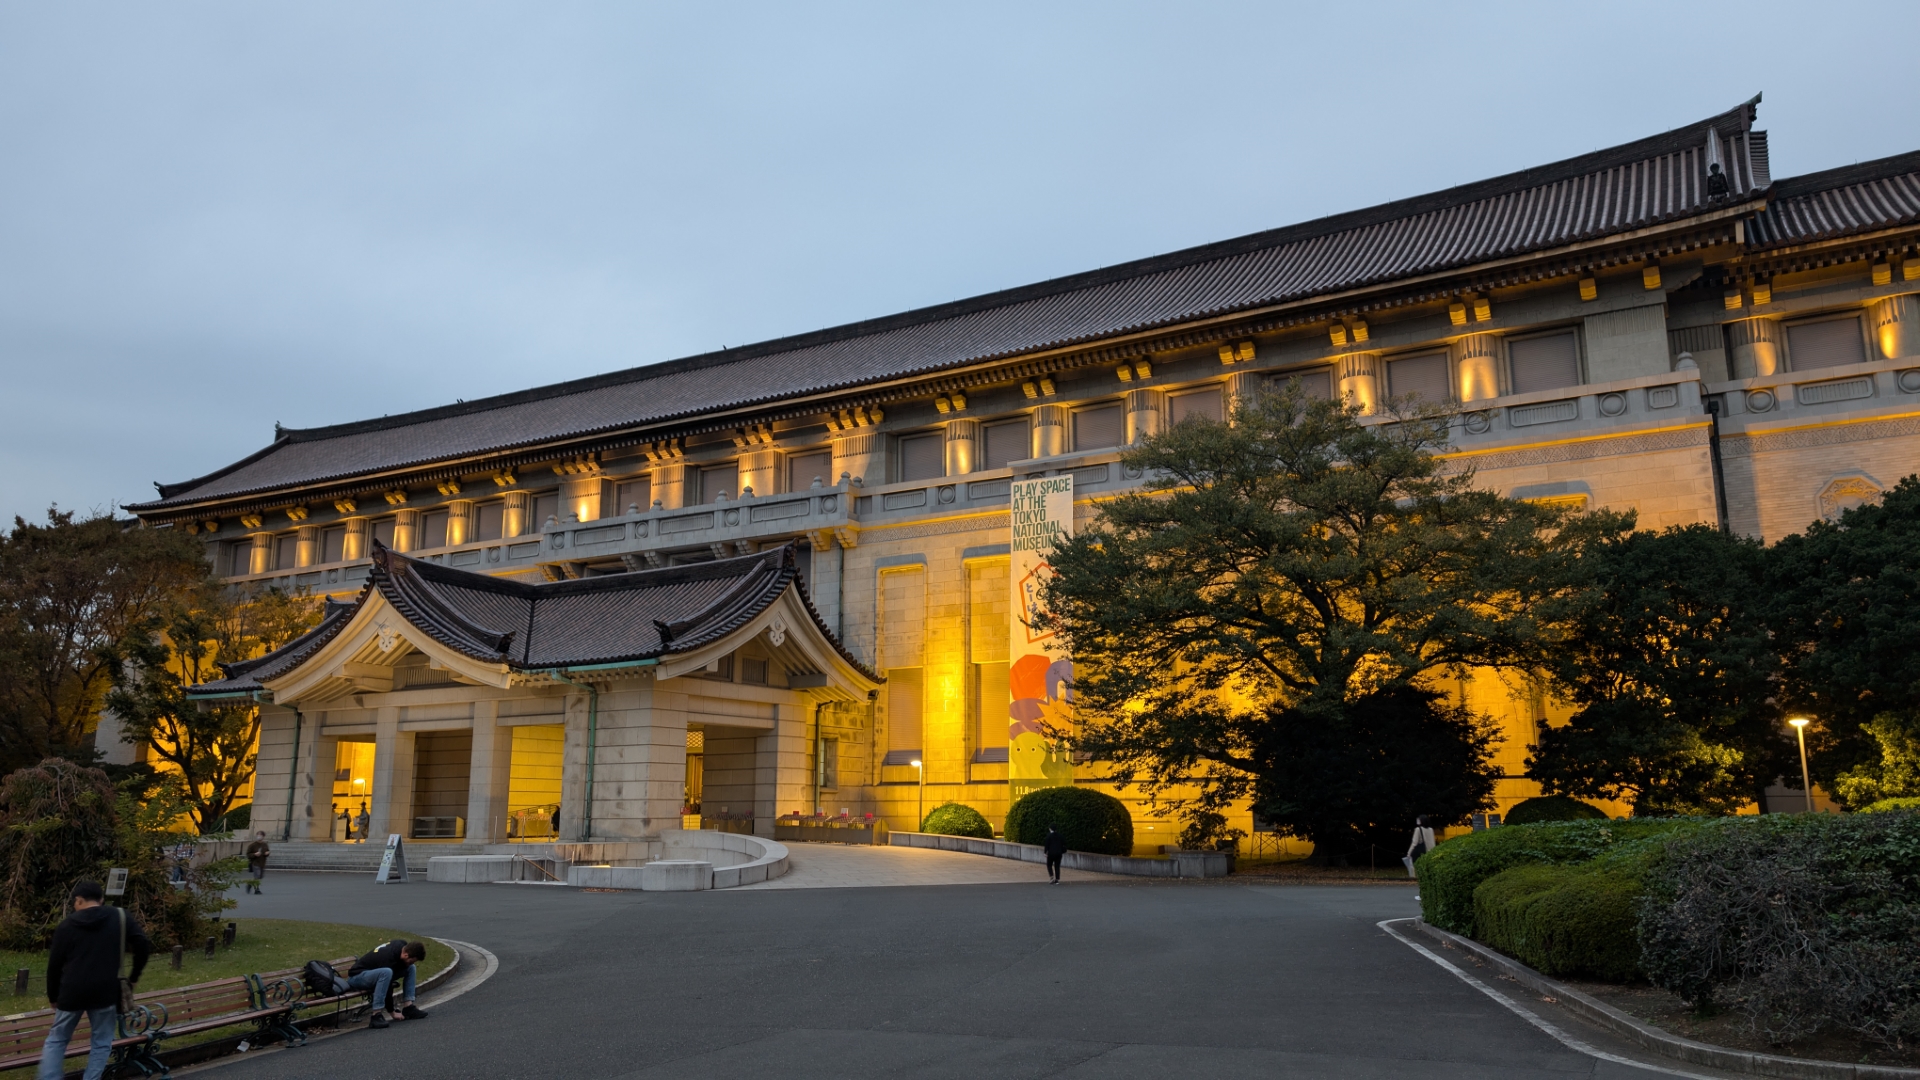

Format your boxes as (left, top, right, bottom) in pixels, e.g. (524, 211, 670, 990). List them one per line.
(369, 707, 415, 839)
(562, 477, 609, 522)
(1727, 319, 1782, 379)
(465, 700, 512, 842)
(248, 532, 273, 575)
(739, 450, 780, 496)
(502, 491, 531, 537)
(1454, 334, 1502, 402)
(832, 432, 884, 487)
(944, 419, 980, 476)
(308, 731, 338, 840)
(293, 525, 319, 568)
(1871, 293, 1920, 361)
(1124, 388, 1166, 445)
(341, 518, 369, 561)
(391, 509, 420, 553)
(1031, 404, 1068, 458)
(1337, 353, 1380, 413)
(446, 499, 475, 546)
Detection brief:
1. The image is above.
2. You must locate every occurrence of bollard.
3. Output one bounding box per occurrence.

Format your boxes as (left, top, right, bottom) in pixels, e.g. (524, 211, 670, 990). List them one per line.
(171, 945, 184, 970)
(13, 969, 26, 995)
(222, 922, 236, 948)
(204, 936, 216, 959)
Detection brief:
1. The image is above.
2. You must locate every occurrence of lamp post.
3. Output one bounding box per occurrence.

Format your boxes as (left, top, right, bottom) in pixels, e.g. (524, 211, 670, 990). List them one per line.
(1788, 718, 1814, 815)
(910, 759, 924, 831)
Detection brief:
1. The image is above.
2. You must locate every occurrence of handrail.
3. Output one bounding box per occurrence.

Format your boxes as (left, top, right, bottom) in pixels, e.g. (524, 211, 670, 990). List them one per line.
(512, 853, 564, 882)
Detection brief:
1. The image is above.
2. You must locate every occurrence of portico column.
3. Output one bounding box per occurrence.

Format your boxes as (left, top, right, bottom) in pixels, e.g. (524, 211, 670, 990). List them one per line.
(466, 700, 512, 842)
(652, 463, 693, 509)
(1455, 334, 1501, 402)
(248, 532, 273, 575)
(501, 491, 531, 537)
(1125, 388, 1166, 445)
(307, 731, 339, 840)
(293, 526, 320, 568)
(446, 499, 475, 546)
(369, 707, 416, 840)
(1031, 404, 1068, 458)
(1337, 353, 1380, 414)
(944, 419, 979, 476)
(391, 509, 420, 553)
(754, 703, 808, 838)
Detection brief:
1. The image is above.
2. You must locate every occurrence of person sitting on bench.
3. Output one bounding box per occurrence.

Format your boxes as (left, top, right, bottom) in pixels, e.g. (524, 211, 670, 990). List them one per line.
(347, 940, 429, 1028)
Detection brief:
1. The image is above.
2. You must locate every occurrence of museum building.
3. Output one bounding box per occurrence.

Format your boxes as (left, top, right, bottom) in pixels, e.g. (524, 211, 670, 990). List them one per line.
(129, 97, 1920, 850)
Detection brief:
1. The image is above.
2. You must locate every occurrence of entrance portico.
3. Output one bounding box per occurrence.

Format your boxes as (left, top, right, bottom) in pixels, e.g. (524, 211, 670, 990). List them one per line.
(204, 542, 882, 850)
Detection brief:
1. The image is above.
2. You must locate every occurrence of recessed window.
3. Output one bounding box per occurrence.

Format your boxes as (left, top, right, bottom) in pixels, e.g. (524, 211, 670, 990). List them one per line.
(1786, 315, 1867, 371)
(1171, 387, 1224, 423)
(885, 667, 923, 763)
(421, 510, 450, 549)
(615, 478, 651, 515)
(1072, 403, 1125, 451)
(983, 418, 1031, 469)
(321, 527, 346, 563)
(699, 464, 739, 504)
(532, 493, 560, 528)
(371, 518, 397, 549)
(228, 542, 252, 577)
(898, 433, 945, 482)
(474, 502, 505, 541)
(1387, 352, 1451, 403)
(274, 534, 298, 570)
(787, 451, 832, 492)
(1508, 331, 1581, 394)
(1269, 369, 1332, 400)
(973, 660, 1009, 757)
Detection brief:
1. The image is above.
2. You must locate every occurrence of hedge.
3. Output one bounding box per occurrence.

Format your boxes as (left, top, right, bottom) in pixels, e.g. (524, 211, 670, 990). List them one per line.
(1415, 818, 1698, 935)
(1861, 796, 1920, 813)
(920, 802, 994, 839)
(1004, 787, 1133, 856)
(1472, 860, 1646, 981)
(1503, 795, 1606, 826)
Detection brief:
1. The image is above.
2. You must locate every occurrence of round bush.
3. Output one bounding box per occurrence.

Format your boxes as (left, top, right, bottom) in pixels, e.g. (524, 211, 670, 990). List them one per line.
(1472, 862, 1644, 981)
(920, 802, 993, 839)
(1861, 796, 1920, 813)
(1004, 786, 1132, 856)
(1504, 795, 1607, 826)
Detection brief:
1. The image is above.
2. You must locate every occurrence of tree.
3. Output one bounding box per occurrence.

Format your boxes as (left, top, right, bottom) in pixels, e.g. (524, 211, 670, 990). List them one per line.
(1039, 387, 1624, 859)
(1767, 476, 1920, 794)
(106, 586, 320, 833)
(1530, 525, 1792, 816)
(0, 509, 206, 770)
(1831, 715, 1920, 808)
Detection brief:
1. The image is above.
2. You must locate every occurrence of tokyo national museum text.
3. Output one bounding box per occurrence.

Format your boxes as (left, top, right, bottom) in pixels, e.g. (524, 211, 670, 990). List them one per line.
(125, 98, 1920, 854)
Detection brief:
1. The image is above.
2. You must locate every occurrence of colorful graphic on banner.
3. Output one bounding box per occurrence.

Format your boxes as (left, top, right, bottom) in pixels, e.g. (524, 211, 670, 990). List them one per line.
(1009, 475, 1075, 803)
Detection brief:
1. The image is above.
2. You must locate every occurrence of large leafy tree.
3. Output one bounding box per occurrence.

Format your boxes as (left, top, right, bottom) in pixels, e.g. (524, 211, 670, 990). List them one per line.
(1039, 387, 1625, 859)
(1530, 525, 1790, 815)
(0, 510, 207, 770)
(106, 587, 320, 833)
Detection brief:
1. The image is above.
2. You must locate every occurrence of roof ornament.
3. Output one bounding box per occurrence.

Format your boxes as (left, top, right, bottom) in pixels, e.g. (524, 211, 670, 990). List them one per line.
(653, 618, 675, 644)
(1705, 126, 1730, 200)
(376, 622, 398, 653)
(768, 614, 788, 648)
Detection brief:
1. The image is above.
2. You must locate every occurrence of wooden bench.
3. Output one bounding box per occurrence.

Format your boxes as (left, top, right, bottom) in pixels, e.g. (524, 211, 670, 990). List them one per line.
(0, 999, 166, 1078)
(140, 971, 307, 1055)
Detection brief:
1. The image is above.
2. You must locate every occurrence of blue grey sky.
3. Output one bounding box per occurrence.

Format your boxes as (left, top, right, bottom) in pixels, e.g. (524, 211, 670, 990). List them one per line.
(2, 2, 1915, 526)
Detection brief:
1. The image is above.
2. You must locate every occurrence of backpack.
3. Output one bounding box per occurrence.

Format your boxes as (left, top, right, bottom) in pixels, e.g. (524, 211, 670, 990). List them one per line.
(302, 960, 349, 997)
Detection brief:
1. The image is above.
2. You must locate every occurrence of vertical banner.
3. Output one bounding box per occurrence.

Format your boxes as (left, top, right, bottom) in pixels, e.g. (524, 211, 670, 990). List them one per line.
(1009, 475, 1075, 804)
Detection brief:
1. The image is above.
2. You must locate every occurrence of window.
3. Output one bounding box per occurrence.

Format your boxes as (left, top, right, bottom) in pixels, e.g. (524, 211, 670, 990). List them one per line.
(1170, 387, 1223, 423)
(817, 737, 839, 791)
(1387, 352, 1450, 403)
(1270, 369, 1332, 400)
(967, 558, 1010, 762)
(787, 451, 832, 492)
(885, 667, 923, 763)
(1072, 403, 1125, 450)
(228, 542, 252, 577)
(698, 464, 738, 504)
(898, 433, 945, 482)
(420, 510, 450, 549)
(321, 527, 346, 563)
(983, 418, 1031, 469)
(973, 661, 1010, 760)
(1787, 315, 1867, 371)
(614, 478, 651, 515)
(475, 502, 505, 541)
(371, 518, 397, 549)
(274, 534, 298, 570)
(1508, 331, 1581, 394)
(532, 493, 560, 529)
(741, 656, 768, 685)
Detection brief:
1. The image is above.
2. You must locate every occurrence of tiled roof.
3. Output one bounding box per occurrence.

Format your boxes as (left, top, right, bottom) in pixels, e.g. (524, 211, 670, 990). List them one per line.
(140, 99, 1790, 512)
(187, 542, 876, 694)
(1745, 150, 1920, 248)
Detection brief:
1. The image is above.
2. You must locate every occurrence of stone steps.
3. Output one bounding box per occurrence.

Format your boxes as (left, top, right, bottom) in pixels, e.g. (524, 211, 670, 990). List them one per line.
(267, 840, 490, 873)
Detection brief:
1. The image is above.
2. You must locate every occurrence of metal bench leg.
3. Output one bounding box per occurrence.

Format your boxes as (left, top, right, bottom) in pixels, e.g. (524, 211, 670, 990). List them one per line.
(116, 1036, 170, 1079)
(266, 1012, 307, 1047)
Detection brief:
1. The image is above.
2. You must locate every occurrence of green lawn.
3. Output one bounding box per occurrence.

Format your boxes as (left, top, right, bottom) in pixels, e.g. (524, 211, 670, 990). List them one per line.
(0, 918, 453, 1001)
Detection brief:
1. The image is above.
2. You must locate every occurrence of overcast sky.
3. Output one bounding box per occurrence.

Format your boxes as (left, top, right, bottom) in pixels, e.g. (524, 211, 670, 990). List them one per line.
(2, 2, 1915, 527)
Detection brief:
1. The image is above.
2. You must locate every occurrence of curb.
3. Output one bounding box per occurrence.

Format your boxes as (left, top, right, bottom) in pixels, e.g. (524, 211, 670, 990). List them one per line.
(1405, 919, 1920, 1080)
(887, 832, 1232, 878)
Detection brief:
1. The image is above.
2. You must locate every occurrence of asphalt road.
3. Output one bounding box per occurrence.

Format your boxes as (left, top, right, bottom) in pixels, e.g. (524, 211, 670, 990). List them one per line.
(205, 869, 1706, 1079)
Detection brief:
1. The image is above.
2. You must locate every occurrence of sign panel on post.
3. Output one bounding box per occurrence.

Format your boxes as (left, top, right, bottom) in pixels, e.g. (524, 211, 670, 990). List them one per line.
(374, 834, 408, 883)
(1009, 475, 1075, 805)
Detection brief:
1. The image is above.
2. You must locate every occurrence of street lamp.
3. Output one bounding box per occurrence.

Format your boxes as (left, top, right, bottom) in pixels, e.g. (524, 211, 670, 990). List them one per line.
(1788, 718, 1814, 815)
(910, 759, 924, 831)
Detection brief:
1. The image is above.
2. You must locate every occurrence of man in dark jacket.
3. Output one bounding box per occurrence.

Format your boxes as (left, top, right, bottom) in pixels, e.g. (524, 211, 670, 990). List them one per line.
(39, 880, 152, 1080)
(347, 939, 429, 1029)
(1043, 826, 1068, 884)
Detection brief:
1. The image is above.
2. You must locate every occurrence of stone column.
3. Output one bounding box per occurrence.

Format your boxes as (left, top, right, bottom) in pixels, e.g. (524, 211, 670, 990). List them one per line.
(446, 499, 475, 546)
(559, 689, 590, 840)
(1225, 372, 1263, 417)
(368, 707, 416, 840)
(1871, 294, 1920, 361)
(649, 463, 691, 509)
(293, 525, 320, 568)
(308, 732, 339, 840)
(391, 509, 420, 553)
(562, 477, 608, 522)
(501, 491, 531, 537)
(739, 449, 780, 497)
(1727, 319, 1783, 378)
(1455, 334, 1501, 402)
(341, 518, 369, 561)
(945, 419, 979, 476)
(753, 703, 808, 838)
(1337, 353, 1380, 414)
(465, 700, 512, 843)
(831, 432, 885, 487)
(248, 532, 274, 576)
(1031, 404, 1068, 459)
(1125, 388, 1166, 444)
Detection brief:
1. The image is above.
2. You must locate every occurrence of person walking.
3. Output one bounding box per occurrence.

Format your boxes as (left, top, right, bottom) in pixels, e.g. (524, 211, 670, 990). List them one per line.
(354, 804, 370, 844)
(1043, 826, 1067, 885)
(39, 881, 152, 1080)
(1403, 815, 1437, 878)
(244, 831, 271, 894)
(347, 939, 430, 1029)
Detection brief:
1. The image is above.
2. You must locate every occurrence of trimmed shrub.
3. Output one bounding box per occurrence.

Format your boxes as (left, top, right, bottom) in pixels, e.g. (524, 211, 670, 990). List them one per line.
(1504, 795, 1606, 826)
(1005, 787, 1133, 856)
(1472, 860, 1647, 981)
(921, 802, 993, 839)
(1415, 818, 1698, 934)
(217, 803, 252, 832)
(1861, 796, 1920, 813)
(1638, 811, 1920, 1047)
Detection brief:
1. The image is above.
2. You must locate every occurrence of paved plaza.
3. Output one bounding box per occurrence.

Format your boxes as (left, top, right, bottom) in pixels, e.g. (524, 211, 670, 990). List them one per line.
(206, 847, 1729, 1080)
